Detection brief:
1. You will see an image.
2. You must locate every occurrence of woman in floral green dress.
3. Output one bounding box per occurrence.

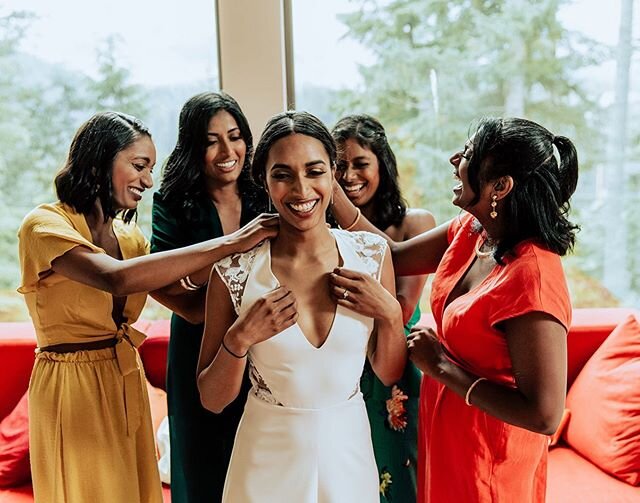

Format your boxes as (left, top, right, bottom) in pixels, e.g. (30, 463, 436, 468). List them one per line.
(332, 115, 435, 502)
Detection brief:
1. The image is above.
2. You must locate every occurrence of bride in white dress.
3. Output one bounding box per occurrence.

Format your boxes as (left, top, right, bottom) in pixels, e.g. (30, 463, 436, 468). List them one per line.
(197, 111, 407, 503)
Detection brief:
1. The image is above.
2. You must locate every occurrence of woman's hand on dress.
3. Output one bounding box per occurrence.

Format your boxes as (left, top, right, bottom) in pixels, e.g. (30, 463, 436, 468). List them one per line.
(224, 286, 297, 355)
(329, 267, 401, 322)
(407, 326, 449, 378)
(228, 213, 280, 253)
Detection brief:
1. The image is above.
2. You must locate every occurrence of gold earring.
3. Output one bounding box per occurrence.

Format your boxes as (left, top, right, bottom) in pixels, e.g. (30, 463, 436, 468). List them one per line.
(490, 194, 498, 219)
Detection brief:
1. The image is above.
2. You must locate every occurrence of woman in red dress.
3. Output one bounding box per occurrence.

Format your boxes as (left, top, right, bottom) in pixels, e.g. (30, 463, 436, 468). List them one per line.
(330, 117, 578, 502)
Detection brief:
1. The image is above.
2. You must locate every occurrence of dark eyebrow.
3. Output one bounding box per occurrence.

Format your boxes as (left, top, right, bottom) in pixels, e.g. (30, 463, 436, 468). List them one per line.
(351, 156, 369, 162)
(271, 160, 327, 170)
(207, 127, 240, 137)
(132, 156, 152, 163)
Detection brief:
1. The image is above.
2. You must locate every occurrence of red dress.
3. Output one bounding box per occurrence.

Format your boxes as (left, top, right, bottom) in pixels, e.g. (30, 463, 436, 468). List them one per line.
(418, 214, 571, 502)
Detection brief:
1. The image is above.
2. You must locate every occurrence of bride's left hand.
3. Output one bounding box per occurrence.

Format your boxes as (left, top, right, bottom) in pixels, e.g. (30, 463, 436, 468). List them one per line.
(329, 267, 400, 321)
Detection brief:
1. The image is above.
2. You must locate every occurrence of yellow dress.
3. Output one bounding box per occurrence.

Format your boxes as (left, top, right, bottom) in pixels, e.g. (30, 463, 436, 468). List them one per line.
(18, 202, 163, 503)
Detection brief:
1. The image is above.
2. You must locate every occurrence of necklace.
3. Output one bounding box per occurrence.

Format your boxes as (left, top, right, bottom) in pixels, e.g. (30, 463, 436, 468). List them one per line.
(475, 238, 496, 259)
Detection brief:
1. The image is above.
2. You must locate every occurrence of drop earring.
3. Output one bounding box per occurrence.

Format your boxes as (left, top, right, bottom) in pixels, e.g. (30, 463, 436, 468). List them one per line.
(268, 198, 272, 212)
(490, 194, 498, 219)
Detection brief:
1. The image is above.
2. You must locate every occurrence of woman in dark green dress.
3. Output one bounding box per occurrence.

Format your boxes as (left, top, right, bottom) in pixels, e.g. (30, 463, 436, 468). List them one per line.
(332, 115, 435, 502)
(151, 92, 266, 503)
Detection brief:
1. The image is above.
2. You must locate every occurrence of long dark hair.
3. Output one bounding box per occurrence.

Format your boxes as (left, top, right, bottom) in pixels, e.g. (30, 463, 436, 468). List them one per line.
(331, 114, 407, 230)
(466, 117, 579, 262)
(55, 111, 151, 223)
(252, 111, 337, 186)
(159, 92, 265, 219)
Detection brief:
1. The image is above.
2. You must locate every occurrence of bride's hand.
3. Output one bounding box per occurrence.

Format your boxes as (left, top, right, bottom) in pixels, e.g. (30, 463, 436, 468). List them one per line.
(329, 267, 401, 322)
(224, 286, 297, 355)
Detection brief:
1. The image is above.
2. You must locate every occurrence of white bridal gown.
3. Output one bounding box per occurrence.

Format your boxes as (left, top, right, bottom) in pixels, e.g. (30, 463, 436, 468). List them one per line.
(215, 229, 387, 503)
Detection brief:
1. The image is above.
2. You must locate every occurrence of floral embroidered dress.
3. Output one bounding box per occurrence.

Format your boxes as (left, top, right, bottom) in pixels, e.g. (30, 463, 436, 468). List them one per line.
(215, 229, 387, 502)
(361, 306, 421, 502)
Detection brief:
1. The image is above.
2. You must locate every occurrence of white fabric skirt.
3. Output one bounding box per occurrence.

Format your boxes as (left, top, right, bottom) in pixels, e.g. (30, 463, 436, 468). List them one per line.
(222, 393, 378, 503)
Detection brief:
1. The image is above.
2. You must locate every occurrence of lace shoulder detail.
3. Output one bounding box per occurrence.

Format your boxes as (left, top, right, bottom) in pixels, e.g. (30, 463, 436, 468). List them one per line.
(214, 242, 265, 315)
(338, 230, 388, 280)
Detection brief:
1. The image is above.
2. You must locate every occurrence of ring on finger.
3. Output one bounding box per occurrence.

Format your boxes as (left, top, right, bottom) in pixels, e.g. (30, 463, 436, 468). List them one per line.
(342, 288, 350, 300)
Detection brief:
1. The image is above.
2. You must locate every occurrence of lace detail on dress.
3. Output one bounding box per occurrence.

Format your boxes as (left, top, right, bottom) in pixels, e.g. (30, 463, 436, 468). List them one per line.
(248, 357, 283, 406)
(214, 243, 263, 315)
(344, 230, 388, 280)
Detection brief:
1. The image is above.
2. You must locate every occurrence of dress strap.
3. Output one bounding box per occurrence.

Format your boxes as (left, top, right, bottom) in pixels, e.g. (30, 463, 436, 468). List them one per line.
(339, 230, 388, 281)
(214, 243, 263, 315)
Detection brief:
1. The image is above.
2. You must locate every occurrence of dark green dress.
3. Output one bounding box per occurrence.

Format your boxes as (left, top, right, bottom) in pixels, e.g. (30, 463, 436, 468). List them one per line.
(361, 307, 422, 503)
(150, 191, 256, 503)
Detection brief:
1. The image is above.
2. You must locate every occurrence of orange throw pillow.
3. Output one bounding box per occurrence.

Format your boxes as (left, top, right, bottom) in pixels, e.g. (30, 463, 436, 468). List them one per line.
(0, 392, 30, 487)
(563, 314, 640, 485)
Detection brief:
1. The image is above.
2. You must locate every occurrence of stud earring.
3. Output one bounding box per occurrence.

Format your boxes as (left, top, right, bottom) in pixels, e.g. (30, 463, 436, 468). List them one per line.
(490, 194, 498, 219)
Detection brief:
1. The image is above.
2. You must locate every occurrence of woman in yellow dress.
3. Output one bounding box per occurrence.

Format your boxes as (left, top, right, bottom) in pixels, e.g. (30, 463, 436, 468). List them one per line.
(17, 112, 277, 502)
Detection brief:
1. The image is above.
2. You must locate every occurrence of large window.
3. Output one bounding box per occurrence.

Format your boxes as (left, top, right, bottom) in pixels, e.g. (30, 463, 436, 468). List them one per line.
(0, 0, 219, 320)
(293, 0, 640, 309)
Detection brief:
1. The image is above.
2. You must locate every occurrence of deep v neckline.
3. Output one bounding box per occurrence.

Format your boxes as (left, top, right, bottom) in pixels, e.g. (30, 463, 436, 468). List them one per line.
(442, 233, 498, 316)
(266, 232, 344, 350)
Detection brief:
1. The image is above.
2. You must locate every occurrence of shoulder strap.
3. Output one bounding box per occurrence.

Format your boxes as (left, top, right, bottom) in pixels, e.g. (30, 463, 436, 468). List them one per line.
(344, 230, 388, 281)
(214, 244, 262, 315)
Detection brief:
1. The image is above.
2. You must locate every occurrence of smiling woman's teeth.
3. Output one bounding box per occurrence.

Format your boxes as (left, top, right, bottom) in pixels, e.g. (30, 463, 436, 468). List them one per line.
(344, 183, 365, 193)
(216, 160, 236, 169)
(288, 200, 318, 213)
(129, 187, 142, 196)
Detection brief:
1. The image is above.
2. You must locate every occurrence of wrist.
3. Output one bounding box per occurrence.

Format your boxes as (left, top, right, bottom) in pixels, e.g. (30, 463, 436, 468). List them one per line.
(379, 299, 403, 326)
(224, 327, 251, 355)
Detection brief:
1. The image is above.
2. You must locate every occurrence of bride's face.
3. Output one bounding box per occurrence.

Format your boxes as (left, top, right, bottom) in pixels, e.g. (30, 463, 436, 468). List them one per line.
(265, 133, 334, 232)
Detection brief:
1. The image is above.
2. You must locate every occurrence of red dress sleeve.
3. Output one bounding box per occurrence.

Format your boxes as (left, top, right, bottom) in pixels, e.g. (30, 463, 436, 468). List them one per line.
(487, 243, 572, 331)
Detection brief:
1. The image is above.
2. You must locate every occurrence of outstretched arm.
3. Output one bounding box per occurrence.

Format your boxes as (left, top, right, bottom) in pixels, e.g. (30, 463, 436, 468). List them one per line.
(331, 181, 449, 276)
(51, 214, 278, 297)
(394, 209, 436, 323)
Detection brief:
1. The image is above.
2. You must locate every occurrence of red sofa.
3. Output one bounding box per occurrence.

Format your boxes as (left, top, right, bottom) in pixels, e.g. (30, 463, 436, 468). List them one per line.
(1, 310, 639, 502)
(0, 320, 171, 503)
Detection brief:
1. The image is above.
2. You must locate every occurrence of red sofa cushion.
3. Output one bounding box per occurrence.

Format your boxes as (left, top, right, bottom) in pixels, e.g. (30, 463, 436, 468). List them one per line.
(0, 392, 30, 487)
(563, 314, 640, 486)
(547, 446, 640, 502)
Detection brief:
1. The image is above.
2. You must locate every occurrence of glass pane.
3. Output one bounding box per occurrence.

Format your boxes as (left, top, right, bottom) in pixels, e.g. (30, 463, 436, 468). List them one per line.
(0, 0, 219, 320)
(292, 0, 640, 309)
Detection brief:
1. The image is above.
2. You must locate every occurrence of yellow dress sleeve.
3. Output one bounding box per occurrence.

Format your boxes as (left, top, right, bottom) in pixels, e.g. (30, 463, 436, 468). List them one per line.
(18, 204, 103, 293)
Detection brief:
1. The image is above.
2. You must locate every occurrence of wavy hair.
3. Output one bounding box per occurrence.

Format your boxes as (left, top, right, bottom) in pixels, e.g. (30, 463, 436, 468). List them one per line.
(466, 117, 579, 262)
(159, 92, 265, 219)
(331, 114, 407, 230)
(55, 111, 151, 223)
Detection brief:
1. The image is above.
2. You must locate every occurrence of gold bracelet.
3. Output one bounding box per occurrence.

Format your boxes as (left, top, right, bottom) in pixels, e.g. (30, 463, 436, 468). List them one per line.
(343, 207, 361, 231)
(464, 377, 487, 406)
